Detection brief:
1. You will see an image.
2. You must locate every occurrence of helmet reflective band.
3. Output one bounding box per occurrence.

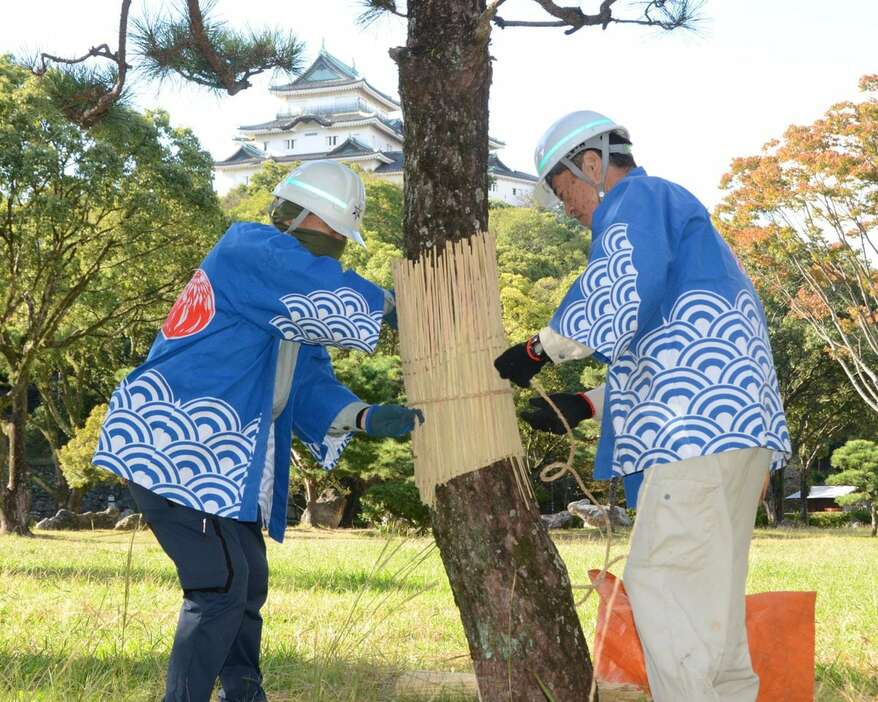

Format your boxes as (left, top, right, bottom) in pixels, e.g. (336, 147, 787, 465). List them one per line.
(273, 160, 367, 247)
(537, 117, 614, 174)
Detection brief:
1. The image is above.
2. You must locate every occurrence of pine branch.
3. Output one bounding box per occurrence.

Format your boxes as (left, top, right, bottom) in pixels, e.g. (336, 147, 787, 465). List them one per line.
(31, 0, 133, 127)
(357, 0, 408, 28)
(134, 0, 305, 95)
(496, 0, 701, 34)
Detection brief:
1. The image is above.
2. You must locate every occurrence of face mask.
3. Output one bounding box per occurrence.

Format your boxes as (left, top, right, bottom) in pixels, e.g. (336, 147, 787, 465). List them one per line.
(292, 228, 347, 260)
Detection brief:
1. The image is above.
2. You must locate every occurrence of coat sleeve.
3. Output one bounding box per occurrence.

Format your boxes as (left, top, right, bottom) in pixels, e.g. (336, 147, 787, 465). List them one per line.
(547, 180, 672, 364)
(216, 223, 387, 354)
(290, 344, 361, 469)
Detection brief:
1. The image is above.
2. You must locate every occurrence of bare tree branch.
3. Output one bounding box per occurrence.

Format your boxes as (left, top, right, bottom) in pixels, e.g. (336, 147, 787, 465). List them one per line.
(496, 0, 700, 34)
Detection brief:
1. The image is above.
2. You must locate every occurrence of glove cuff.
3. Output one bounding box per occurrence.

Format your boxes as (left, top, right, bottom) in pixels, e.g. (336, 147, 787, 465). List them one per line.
(356, 406, 372, 432)
(526, 334, 549, 363)
(576, 392, 596, 419)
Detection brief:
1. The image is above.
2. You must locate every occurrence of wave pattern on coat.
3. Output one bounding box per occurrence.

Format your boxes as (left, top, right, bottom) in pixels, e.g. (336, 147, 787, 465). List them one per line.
(94, 370, 261, 516)
(270, 287, 382, 352)
(558, 222, 641, 362)
(608, 289, 791, 475)
(306, 433, 353, 470)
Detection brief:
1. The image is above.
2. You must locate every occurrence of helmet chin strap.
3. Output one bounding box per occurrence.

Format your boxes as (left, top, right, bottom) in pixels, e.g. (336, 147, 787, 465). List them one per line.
(561, 132, 629, 202)
(285, 208, 310, 233)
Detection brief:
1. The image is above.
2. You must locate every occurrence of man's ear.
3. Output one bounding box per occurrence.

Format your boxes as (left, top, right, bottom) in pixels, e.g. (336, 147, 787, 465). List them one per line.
(581, 150, 602, 181)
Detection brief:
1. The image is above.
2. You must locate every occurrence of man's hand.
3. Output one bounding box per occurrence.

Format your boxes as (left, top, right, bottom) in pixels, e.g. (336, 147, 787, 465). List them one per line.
(358, 404, 425, 438)
(521, 392, 595, 434)
(494, 334, 550, 388)
(383, 306, 398, 330)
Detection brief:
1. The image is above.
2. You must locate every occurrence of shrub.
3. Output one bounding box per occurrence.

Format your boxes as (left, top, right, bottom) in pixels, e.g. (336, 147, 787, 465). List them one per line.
(807, 512, 851, 529)
(360, 480, 431, 532)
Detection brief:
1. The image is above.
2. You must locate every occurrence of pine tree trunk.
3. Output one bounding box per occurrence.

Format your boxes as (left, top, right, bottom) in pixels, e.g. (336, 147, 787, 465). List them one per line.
(0, 380, 32, 535)
(394, 2, 595, 699)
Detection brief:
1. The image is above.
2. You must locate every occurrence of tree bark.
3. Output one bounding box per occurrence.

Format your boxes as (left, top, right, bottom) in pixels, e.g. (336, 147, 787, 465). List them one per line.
(1, 380, 32, 535)
(395, 2, 595, 699)
(433, 460, 595, 699)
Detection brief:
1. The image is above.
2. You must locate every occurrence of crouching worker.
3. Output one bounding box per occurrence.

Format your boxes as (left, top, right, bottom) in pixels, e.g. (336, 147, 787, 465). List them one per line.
(494, 113, 790, 702)
(93, 160, 424, 702)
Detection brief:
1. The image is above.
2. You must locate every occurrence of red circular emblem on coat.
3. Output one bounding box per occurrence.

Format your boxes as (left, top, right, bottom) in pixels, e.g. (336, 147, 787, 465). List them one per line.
(162, 269, 216, 340)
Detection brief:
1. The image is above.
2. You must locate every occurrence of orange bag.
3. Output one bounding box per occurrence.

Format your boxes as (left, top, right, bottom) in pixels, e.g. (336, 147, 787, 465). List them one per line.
(588, 570, 816, 701)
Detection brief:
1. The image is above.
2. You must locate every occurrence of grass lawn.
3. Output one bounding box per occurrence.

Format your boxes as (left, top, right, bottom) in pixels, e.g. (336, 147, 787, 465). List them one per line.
(0, 526, 875, 701)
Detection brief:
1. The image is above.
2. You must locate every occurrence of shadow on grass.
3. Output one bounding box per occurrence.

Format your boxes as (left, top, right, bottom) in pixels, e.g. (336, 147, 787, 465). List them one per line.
(0, 562, 179, 588)
(752, 528, 875, 540)
(816, 660, 878, 701)
(0, 648, 474, 702)
(1, 563, 427, 595)
(271, 568, 427, 594)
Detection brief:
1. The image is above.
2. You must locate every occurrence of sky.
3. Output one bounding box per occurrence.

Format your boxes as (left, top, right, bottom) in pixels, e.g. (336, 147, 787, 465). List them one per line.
(2, 0, 876, 208)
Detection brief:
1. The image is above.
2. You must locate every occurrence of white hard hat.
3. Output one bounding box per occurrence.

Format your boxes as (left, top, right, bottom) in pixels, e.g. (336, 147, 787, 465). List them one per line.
(533, 111, 630, 208)
(273, 160, 367, 247)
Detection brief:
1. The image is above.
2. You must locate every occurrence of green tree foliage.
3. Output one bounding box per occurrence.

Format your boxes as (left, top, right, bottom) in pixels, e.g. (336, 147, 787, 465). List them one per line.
(56, 404, 116, 490)
(829, 439, 878, 536)
(716, 75, 878, 418)
(0, 56, 223, 532)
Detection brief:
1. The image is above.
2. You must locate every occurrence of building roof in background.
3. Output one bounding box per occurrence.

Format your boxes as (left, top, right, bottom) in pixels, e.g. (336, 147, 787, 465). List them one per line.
(489, 154, 538, 182)
(270, 49, 400, 108)
(372, 151, 404, 174)
(786, 485, 857, 500)
(215, 137, 393, 168)
(238, 112, 404, 138)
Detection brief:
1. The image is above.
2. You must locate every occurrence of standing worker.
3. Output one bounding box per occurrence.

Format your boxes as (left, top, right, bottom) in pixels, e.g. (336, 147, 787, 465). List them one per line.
(494, 112, 790, 702)
(93, 160, 423, 702)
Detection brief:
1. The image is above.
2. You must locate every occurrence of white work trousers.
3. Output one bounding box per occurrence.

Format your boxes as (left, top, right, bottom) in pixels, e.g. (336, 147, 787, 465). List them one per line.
(623, 447, 771, 702)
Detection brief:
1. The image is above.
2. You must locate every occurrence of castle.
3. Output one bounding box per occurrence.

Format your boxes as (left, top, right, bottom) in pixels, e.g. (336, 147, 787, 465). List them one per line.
(214, 48, 537, 206)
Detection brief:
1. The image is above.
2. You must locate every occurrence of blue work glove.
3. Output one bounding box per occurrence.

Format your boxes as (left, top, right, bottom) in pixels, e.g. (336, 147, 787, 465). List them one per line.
(384, 306, 398, 331)
(383, 289, 398, 330)
(358, 404, 425, 438)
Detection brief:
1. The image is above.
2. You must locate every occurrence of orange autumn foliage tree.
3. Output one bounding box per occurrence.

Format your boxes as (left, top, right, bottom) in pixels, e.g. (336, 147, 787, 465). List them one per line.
(716, 75, 878, 417)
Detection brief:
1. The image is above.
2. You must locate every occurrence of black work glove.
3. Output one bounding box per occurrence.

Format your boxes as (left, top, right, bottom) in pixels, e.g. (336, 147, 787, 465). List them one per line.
(494, 334, 550, 388)
(521, 392, 595, 434)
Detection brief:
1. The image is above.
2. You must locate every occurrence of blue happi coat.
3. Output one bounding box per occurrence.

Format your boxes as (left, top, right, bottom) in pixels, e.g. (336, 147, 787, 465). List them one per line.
(548, 168, 791, 498)
(93, 222, 386, 541)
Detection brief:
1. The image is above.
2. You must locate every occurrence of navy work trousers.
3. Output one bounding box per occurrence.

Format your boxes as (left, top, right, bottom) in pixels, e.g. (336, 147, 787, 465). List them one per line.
(129, 482, 269, 702)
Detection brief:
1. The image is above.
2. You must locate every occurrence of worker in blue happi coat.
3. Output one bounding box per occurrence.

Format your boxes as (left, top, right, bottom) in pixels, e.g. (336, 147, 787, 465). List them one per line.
(494, 112, 791, 702)
(93, 160, 423, 702)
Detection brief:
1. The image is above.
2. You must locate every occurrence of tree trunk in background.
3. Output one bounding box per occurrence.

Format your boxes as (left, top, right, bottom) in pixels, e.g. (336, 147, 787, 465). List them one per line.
(395, 2, 595, 698)
(799, 463, 809, 526)
(870, 502, 876, 537)
(608, 477, 619, 510)
(0, 380, 32, 535)
(771, 467, 785, 526)
(67, 487, 83, 512)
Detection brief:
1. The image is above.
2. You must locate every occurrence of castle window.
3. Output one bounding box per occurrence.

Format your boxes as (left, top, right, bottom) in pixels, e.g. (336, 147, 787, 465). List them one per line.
(327, 135, 338, 147)
(285, 139, 295, 150)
